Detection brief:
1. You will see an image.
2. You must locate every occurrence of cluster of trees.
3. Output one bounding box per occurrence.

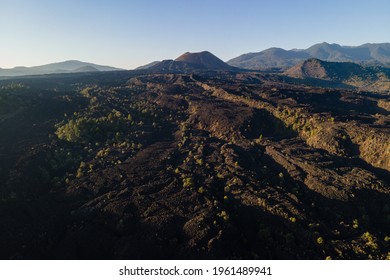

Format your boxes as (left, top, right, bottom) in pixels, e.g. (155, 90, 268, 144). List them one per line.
(55, 111, 133, 143)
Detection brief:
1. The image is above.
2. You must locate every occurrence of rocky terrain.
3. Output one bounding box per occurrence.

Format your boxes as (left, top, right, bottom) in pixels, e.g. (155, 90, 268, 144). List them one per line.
(284, 58, 390, 92)
(0, 65, 389, 259)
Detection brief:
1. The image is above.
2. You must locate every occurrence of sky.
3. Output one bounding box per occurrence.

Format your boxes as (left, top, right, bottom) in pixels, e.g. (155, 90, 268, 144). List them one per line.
(0, 0, 389, 69)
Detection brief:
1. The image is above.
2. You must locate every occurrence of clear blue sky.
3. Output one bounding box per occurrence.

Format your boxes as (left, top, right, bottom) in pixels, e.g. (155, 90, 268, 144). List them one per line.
(1, 0, 389, 69)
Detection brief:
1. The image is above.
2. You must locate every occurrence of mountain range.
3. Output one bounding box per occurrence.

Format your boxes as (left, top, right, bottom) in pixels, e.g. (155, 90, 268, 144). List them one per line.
(227, 42, 390, 69)
(2, 43, 390, 77)
(0, 60, 122, 77)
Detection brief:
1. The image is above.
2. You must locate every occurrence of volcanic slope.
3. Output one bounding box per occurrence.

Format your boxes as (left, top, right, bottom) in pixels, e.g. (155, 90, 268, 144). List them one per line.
(145, 51, 236, 73)
(175, 51, 234, 70)
(284, 58, 370, 80)
(284, 58, 390, 92)
(0, 71, 389, 259)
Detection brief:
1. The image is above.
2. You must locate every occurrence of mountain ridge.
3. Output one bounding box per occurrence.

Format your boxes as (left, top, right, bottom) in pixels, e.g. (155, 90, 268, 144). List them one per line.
(283, 58, 390, 91)
(227, 42, 390, 70)
(0, 60, 122, 77)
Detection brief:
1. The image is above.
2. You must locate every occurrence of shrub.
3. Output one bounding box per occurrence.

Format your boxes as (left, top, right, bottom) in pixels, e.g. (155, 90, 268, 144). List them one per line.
(218, 211, 229, 221)
(361, 232, 378, 251)
(352, 219, 359, 229)
(183, 176, 194, 188)
(316, 237, 324, 245)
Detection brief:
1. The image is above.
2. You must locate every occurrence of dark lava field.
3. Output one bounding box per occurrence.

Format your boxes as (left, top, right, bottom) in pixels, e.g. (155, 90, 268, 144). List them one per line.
(0, 70, 389, 259)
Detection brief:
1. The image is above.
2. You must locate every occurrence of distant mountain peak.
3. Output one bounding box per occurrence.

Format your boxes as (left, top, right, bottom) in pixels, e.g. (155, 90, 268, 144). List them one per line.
(175, 51, 233, 70)
(0, 61, 122, 77)
(227, 42, 390, 70)
(143, 51, 235, 73)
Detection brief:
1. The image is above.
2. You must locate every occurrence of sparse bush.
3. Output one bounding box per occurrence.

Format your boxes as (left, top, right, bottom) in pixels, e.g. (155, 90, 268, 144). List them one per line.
(218, 211, 229, 221)
(183, 176, 194, 188)
(196, 158, 203, 166)
(316, 237, 324, 246)
(352, 219, 359, 229)
(361, 232, 378, 252)
(289, 217, 296, 223)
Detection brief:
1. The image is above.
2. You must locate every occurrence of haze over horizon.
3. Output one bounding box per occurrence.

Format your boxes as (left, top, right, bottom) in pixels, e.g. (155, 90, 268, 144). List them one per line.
(1, 0, 389, 69)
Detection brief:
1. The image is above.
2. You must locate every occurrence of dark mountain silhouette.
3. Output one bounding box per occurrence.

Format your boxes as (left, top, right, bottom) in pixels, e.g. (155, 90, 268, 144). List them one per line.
(0, 60, 122, 77)
(175, 51, 234, 70)
(143, 51, 236, 72)
(227, 42, 390, 69)
(284, 58, 371, 80)
(146, 59, 203, 73)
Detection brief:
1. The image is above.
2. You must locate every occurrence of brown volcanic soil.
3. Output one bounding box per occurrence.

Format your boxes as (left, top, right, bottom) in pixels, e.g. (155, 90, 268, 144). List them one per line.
(284, 58, 371, 80)
(175, 51, 234, 70)
(0, 72, 389, 259)
(284, 58, 390, 93)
